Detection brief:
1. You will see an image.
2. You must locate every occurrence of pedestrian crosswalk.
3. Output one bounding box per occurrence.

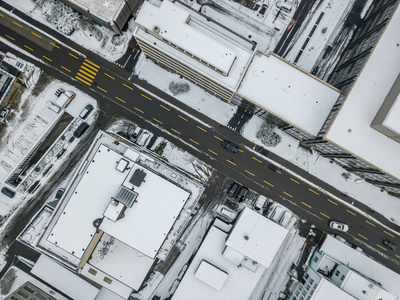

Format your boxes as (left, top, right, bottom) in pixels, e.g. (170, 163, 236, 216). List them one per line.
(75, 59, 100, 86)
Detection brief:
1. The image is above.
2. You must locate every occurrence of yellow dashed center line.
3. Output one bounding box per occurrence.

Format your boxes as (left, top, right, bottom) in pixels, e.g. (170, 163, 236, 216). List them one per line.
(141, 94, 152, 101)
(123, 83, 133, 90)
(97, 108, 106, 113)
(197, 126, 207, 132)
(31, 32, 41, 38)
(302, 202, 311, 208)
(320, 212, 330, 219)
(13, 21, 22, 28)
(134, 107, 144, 114)
(160, 104, 170, 111)
(97, 86, 107, 93)
(383, 230, 395, 238)
(238, 149, 244, 153)
(264, 180, 274, 187)
(190, 139, 199, 145)
(346, 209, 356, 216)
(327, 199, 337, 205)
(0, 13, 4, 17)
(365, 220, 375, 227)
(214, 135, 223, 141)
(153, 118, 163, 124)
(309, 188, 319, 195)
(24, 45, 34, 51)
(290, 178, 300, 184)
(358, 234, 368, 240)
(396, 255, 400, 259)
(61, 66, 71, 72)
(252, 157, 262, 163)
(376, 244, 387, 251)
(227, 160, 236, 166)
(171, 128, 181, 135)
(69, 53, 79, 59)
(115, 97, 125, 103)
(42, 55, 52, 62)
(208, 149, 218, 155)
(85, 59, 100, 68)
(104, 73, 115, 80)
(245, 170, 255, 176)
(276, 170, 282, 174)
(5, 34, 15, 41)
(283, 191, 293, 198)
(178, 115, 188, 121)
(50, 42, 60, 49)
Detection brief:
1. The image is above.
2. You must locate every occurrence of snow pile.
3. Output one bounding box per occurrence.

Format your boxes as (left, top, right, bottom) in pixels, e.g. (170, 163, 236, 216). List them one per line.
(41, 0, 80, 35)
(256, 116, 282, 147)
(169, 81, 190, 96)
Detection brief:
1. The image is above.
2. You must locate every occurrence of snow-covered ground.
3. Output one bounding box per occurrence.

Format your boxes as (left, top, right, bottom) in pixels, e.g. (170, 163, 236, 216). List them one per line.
(3, 0, 135, 61)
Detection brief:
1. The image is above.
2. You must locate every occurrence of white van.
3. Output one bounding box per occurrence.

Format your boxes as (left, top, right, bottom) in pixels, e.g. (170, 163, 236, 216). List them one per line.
(254, 195, 267, 211)
(46, 101, 61, 113)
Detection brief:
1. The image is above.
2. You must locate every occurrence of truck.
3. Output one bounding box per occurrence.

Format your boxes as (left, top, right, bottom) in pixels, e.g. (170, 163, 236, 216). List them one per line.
(54, 90, 76, 109)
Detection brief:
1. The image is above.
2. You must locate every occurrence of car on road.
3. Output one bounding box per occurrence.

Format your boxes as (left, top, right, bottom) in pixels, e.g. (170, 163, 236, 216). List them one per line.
(79, 104, 94, 119)
(329, 221, 349, 232)
(276, 1, 292, 13)
(228, 182, 240, 198)
(383, 239, 397, 250)
(0, 108, 10, 123)
(221, 140, 239, 153)
(1, 187, 15, 198)
(55, 188, 65, 201)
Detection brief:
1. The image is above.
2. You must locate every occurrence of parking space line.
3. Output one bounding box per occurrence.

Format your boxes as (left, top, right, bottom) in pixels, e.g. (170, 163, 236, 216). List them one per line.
(264, 180, 274, 187)
(190, 139, 199, 145)
(320, 212, 330, 219)
(197, 126, 207, 132)
(358, 234, 368, 240)
(365, 220, 375, 227)
(252, 157, 262, 163)
(245, 170, 255, 176)
(383, 230, 395, 238)
(376, 244, 387, 251)
(327, 199, 337, 205)
(134, 107, 144, 114)
(283, 191, 293, 198)
(115, 97, 125, 103)
(302, 202, 311, 208)
(290, 178, 300, 184)
(227, 160, 236, 166)
(153, 118, 163, 124)
(171, 128, 181, 135)
(309, 188, 319, 195)
(346, 209, 356, 216)
(208, 149, 218, 155)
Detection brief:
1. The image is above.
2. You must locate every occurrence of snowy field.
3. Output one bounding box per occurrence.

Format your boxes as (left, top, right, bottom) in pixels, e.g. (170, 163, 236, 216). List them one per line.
(3, 0, 135, 61)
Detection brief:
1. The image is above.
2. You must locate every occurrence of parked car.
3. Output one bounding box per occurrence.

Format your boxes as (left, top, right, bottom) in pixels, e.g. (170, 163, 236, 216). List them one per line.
(1, 187, 15, 198)
(0, 108, 10, 123)
(137, 131, 150, 146)
(129, 126, 143, 143)
(383, 239, 397, 250)
(46, 101, 61, 113)
(254, 195, 267, 211)
(79, 104, 94, 119)
(270, 205, 284, 223)
(228, 182, 240, 198)
(55, 188, 65, 201)
(329, 221, 349, 232)
(73, 122, 89, 138)
(279, 210, 293, 227)
(236, 186, 248, 202)
(55, 88, 65, 97)
(221, 140, 239, 153)
(276, 1, 292, 13)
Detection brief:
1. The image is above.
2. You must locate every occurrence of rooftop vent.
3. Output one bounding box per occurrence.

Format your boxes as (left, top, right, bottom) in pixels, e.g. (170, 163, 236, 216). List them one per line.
(153, 26, 160, 34)
(114, 186, 138, 208)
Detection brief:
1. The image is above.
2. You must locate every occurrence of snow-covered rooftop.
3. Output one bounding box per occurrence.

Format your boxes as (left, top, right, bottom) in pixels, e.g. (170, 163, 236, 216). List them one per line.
(311, 278, 356, 300)
(67, 0, 125, 22)
(325, 5, 400, 180)
(225, 207, 288, 268)
(48, 143, 189, 259)
(31, 255, 99, 300)
(172, 224, 265, 300)
(194, 260, 229, 291)
(237, 51, 340, 136)
(320, 235, 400, 296)
(383, 93, 400, 136)
(134, 1, 254, 90)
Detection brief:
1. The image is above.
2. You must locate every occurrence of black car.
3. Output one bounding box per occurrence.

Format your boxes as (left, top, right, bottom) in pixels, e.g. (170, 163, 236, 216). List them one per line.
(73, 122, 89, 138)
(1, 187, 15, 198)
(236, 186, 249, 202)
(383, 239, 397, 250)
(55, 188, 65, 201)
(228, 182, 240, 198)
(221, 140, 239, 153)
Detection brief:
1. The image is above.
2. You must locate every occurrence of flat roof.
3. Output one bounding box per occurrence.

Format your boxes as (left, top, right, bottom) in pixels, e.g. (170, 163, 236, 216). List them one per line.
(237, 51, 340, 136)
(225, 207, 288, 268)
(325, 4, 400, 179)
(320, 235, 400, 296)
(194, 260, 228, 291)
(383, 93, 400, 135)
(31, 255, 99, 300)
(172, 225, 265, 300)
(311, 278, 356, 300)
(134, 2, 253, 91)
(66, 0, 125, 22)
(48, 144, 189, 259)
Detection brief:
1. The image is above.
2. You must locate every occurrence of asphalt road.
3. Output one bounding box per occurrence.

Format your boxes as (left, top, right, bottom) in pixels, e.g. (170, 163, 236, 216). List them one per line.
(1, 8, 400, 273)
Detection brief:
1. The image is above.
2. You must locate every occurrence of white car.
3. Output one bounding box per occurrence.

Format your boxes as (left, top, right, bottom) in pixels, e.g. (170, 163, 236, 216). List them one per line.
(0, 108, 9, 123)
(329, 221, 349, 232)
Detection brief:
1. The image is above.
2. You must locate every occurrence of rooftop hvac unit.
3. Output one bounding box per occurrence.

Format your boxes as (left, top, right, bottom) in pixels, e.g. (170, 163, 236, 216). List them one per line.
(153, 26, 160, 34)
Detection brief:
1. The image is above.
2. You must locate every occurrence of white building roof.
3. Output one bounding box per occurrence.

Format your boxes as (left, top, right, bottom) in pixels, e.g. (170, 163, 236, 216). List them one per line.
(325, 5, 400, 180)
(237, 51, 340, 136)
(172, 224, 265, 300)
(225, 207, 288, 268)
(320, 235, 400, 296)
(194, 260, 229, 291)
(311, 278, 356, 300)
(134, 1, 254, 91)
(67, 0, 125, 22)
(31, 255, 99, 300)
